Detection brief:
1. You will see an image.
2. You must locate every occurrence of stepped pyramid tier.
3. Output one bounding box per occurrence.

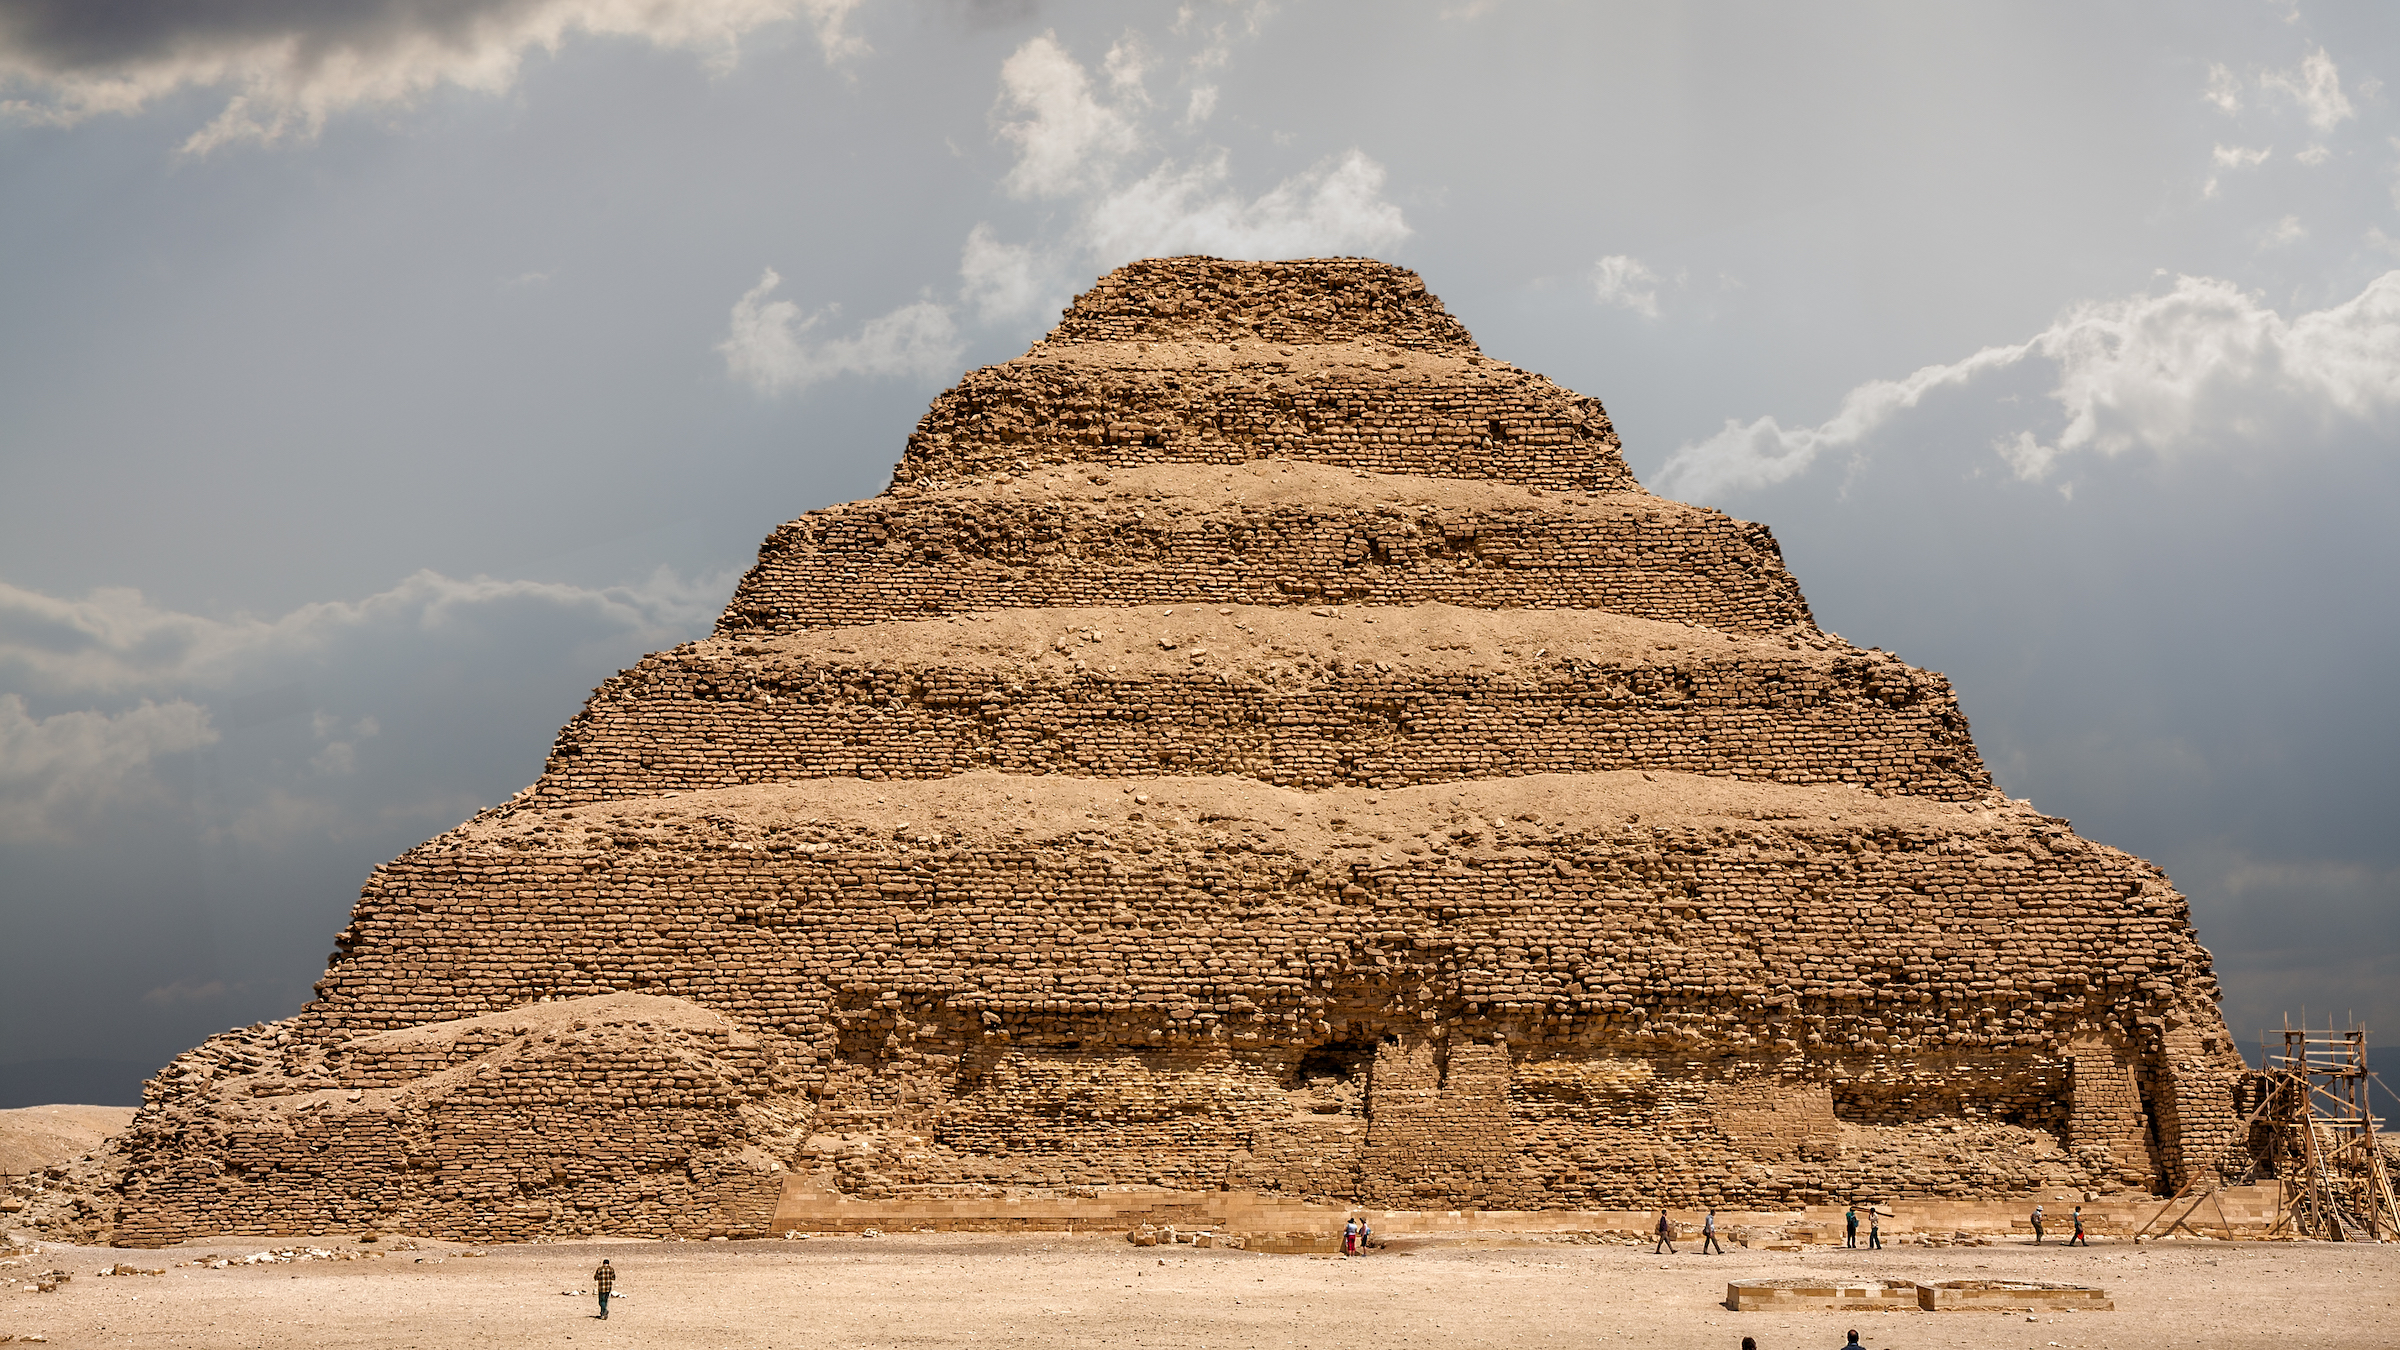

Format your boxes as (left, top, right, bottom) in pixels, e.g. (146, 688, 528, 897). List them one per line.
(49, 258, 2248, 1248)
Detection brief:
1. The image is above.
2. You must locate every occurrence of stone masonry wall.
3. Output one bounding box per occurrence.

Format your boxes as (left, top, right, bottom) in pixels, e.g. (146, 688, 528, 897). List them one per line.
(717, 473, 1814, 638)
(104, 995, 796, 1247)
(897, 349, 1633, 492)
(1044, 256, 1479, 351)
(266, 774, 2241, 1217)
(534, 624, 1989, 802)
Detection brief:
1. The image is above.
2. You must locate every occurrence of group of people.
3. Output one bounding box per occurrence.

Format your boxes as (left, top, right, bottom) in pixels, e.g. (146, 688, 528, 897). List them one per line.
(1339, 1216, 1375, 1254)
(1650, 1197, 2097, 1255)
(2029, 1203, 2091, 1245)
(1649, 1208, 1725, 1253)
(1841, 1204, 1883, 1249)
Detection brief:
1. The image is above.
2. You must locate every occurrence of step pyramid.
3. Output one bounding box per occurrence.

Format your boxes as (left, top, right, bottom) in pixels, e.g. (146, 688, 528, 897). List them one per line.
(79, 258, 2249, 1246)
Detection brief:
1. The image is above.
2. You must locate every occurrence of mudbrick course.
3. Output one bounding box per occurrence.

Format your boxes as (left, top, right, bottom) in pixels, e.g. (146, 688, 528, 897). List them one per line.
(15, 257, 2249, 1246)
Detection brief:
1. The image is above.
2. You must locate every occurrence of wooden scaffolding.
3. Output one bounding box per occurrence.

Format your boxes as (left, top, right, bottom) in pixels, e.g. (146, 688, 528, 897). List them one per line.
(2250, 1022, 2396, 1240)
(2136, 1019, 2396, 1243)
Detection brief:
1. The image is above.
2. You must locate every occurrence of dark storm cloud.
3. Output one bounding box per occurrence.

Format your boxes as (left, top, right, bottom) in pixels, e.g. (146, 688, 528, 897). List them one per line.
(0, 0, 556, 71)
(0, 0, 849, 149)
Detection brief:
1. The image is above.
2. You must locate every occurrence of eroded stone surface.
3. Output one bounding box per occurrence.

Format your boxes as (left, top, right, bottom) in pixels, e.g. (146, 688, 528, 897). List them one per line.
(36, 258, 2248, 1246)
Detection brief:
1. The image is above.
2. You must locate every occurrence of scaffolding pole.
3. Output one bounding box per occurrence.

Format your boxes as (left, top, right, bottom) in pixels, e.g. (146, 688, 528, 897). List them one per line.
(2247, 1020, 2396, 1242)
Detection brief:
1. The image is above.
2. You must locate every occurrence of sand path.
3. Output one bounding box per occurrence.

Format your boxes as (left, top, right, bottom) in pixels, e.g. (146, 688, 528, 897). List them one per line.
(3, 1231, 2392, 1349)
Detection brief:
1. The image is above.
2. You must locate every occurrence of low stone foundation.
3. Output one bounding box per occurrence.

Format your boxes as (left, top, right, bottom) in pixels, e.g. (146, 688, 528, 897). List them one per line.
(1918, 1280, 2113, 1312)
(1728, 1278, 2112, 1313)
(1725, 1279, 1922, 1311)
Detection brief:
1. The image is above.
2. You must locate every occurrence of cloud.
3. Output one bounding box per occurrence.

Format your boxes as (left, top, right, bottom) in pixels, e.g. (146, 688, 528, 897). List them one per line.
(2259, 214, 2306, 249)
(0, 568, 720, 699)
(1657, 270, 2400, 500)
(718, 269, 964, 395)
(2211, 144, 2271, 169)
(959, 223, 1052, 324)
(2204, 62, 2243, 115)
(139, 979, 242, 1009)
(1078, 148, 1410, 264)
(0, 565, 726, 848)
(2260, 46, 2354, 134)
(1590, 254, 1664, 318)
(0, 695, 219, 842)
(0, 0, 858, 153)
(975, 31, 1410, 279)
(994, 31, 1145, 199)
(1181, 83, 1218, 128)
(1101, 33, 1151, 103)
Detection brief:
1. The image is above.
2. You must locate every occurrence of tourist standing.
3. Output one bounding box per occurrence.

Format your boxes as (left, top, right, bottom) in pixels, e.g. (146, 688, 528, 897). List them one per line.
(1867, 1207, 1882, 1250)
(1844, 1204, 1858, 1248)
(2031, 1204, 2044, 1244)
(592, 1257, 615, 1320)
(1701, 1208, 1723, 1254)
(2068, 1206, 2088, 1247)
(1653, 1210, 1676, 1254)
(1341, 1217, 1358, 1255)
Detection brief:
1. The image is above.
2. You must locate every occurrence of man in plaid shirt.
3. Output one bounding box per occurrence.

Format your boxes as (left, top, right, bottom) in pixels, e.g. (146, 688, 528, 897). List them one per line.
(593, 1258, 615, 1319)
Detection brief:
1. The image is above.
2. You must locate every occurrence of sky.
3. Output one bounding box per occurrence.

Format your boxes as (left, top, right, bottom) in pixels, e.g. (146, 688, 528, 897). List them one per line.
(1, 0, 2393, 1108)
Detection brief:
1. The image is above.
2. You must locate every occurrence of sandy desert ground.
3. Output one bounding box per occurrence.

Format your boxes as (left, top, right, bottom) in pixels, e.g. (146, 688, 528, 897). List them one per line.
(0, 1109, 133, 1181)
(3, 1229, 2394, 1350)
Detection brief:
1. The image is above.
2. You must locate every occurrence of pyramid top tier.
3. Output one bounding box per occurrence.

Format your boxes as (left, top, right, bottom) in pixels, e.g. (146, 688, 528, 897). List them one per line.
(895, 257, 1636, 493)
(1046, 256, 1480, 351)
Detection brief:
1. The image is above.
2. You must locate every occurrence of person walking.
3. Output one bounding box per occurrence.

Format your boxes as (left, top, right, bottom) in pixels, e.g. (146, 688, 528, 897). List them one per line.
(592, 1257, 615, 1320)
(1844, 1204, 1859, 1248)
(1701, 1208, 1723, 1254)
(2068, 1206, 2088, 1247)
(2031, 1204, 2045, 1245)
(1653, 1210, 1677, 1255)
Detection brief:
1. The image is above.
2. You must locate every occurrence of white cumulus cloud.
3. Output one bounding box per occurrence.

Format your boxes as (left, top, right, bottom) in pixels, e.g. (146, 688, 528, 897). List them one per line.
(994, 31, 1146, 200)
(2260, 46, 2354, 134)
(1590, 255, 1665, 318)
(947, 31, 1414, 334)
(0, 695, 219, 842)
(1657, 270, 2400, 500)
(0, 0, 860, 154)
(959, 224, 1054, 325)
(718, 269, 964, 396)
(1079, 148, 1411, 265)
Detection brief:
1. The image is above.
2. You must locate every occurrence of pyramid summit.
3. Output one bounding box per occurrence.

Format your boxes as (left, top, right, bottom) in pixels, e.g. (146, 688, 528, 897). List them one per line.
(35, 258, 2249, 1245)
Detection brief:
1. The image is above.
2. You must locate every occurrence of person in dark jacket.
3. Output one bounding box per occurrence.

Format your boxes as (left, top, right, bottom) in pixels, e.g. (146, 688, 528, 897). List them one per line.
(1653, 1210, 1676, 1254)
